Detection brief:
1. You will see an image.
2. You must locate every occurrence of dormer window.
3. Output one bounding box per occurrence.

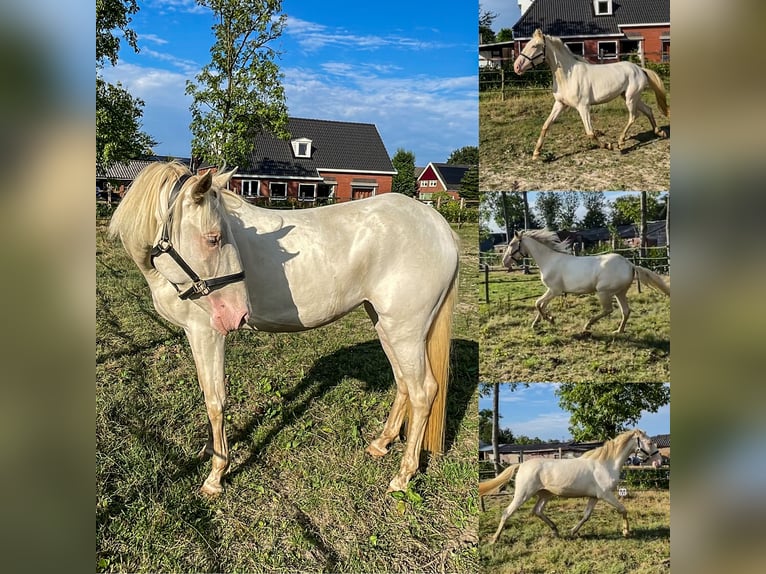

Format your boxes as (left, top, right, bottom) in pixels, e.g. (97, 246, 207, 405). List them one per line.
(594, 0, 612, 16)
(291, 137, 312, 158)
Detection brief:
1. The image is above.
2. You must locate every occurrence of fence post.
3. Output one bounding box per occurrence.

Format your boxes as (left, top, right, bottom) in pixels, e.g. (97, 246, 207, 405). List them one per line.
(483, 264, 490, 304)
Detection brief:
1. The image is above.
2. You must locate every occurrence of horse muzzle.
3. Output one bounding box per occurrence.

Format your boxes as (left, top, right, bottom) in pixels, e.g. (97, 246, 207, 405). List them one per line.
(208, 292, 250, 335)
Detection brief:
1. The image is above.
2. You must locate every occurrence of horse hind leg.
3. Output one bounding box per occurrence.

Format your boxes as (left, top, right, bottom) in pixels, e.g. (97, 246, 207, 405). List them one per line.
(614, 290, 631, 334)
(364, 303, 409, 458)
(532, 493, 560, 537)
(489, 490, 534, 544)
(533, 288, 557, 328)
(637, 98, 666, 138)
(570, 497, 599, 536)
(583, 291, 614, 332)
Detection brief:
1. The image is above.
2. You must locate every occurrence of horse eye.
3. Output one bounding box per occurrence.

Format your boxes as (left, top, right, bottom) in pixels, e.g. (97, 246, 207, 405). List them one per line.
(205, 234, 220, 246)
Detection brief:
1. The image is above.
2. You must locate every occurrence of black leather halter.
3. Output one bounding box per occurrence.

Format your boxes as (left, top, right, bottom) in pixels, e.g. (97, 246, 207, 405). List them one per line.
(150, 175, 245, 300)
(635, 435, 660, 462)
(518, 36, 546, 69)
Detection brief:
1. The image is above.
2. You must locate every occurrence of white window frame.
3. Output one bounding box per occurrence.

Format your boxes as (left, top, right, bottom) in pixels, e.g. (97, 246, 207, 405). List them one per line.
(298, 183, 316, 201)
(269, 182, 287, 200)
(241, 179, 260, 197)
(594, 0, 612, 16)
(290, 138, 312, 159)
(429, 180, 437, 187)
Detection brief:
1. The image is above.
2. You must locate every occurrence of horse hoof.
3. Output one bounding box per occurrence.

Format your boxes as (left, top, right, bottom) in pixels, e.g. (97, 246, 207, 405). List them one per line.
(200, 480, 224, 497)
(366, 442, 388, 458)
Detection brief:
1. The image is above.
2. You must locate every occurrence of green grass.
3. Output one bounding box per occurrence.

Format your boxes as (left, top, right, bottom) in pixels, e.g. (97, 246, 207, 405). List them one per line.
(479, 270, 670, 382)
(97, 219, 480, 573)
(480, 490, 670, 573)
(480, 90, 670, 191)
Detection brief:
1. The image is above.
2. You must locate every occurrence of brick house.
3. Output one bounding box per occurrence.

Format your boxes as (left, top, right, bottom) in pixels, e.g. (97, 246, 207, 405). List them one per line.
(512, 0, 670, 65)
(218, 117, 397, 204)
(416, 162, 472, 201)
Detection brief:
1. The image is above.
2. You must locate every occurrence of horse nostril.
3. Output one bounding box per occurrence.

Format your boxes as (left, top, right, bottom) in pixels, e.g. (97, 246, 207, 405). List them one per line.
(239, 312, 249, 329)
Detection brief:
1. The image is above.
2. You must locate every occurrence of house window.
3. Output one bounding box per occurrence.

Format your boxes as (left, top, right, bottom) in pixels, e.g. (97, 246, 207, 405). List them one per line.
(241, 179, 260, 197)
(420, 180, 428, 187)
(269, 182, 287, 200)
(598, 41, 618, 60)
(662, 40, 670, 62)
(565, 42, 584, 56)
(429, 180, 437, 187)
(290, 138, 312, 159)
(594, 0, 612, 16)
(298, 183, 316, 201)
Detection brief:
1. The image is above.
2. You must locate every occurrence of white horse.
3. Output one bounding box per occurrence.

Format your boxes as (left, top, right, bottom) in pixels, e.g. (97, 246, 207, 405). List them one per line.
(502, 229, 670, 333)
(108, 162, 460, 495)
(480, 429, 661, 543)
(514, 29, 669, 158)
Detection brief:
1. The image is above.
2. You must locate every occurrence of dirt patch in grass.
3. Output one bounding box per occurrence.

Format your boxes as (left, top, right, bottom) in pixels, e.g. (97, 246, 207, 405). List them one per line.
(480, 91, 670, 191)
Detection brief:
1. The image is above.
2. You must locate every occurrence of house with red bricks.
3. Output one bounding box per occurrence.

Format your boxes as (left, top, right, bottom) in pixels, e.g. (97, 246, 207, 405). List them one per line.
(219, 117, 396, 204)
(416, 162, 472, 201)
(512, 0, 670, 65)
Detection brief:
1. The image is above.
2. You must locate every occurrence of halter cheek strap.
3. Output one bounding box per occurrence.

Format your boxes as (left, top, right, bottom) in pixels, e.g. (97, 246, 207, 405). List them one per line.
(150, 174, 246, 300)
(635, 436, 660, 461)
(519, 36, 546, 68)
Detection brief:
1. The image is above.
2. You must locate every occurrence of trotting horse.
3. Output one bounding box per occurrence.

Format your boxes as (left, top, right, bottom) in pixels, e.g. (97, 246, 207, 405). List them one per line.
(503, 229, 670, 333)
(108, 162, 460, 495)
(480, 429, 661, 543)
(514, 29, 669, 158)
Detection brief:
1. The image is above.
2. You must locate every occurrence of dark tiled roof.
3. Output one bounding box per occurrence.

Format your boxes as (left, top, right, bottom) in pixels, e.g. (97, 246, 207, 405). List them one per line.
(484, 440, 604, 454)
(97, 155, 191, 180)
(513, 0, 669, 39)
(243, 117, 396, 177)
(652, 433, 670, 448)
(432, 163, 472, 190)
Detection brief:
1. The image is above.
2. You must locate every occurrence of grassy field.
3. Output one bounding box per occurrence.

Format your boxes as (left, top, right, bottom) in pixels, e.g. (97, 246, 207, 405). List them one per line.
(480, 489, 670, 573)
(97, 218, 480, 573)
(479, 90, 670, 191)
(479, 270, 670, 383)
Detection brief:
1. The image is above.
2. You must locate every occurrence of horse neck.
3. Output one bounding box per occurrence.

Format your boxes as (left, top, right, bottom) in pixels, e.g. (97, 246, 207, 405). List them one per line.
(605, 432, 637, 471)
(522, 236, 561, 265)
(545, 36, 578, 77)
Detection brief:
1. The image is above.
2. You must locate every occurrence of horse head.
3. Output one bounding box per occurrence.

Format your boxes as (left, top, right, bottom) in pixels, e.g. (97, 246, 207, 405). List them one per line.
(502, 231, 527, 269)
(150, 169, 251, 335)
(514, 28, 546, 75)
(632, 429, 660, 464)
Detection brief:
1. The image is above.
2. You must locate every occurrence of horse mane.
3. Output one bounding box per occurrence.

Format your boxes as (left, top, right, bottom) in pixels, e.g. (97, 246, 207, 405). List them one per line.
(545, 34, 590, 64)
(522, 229, 571, 253)
(107, 161, 211, 274)
(579, 430, 637, 462)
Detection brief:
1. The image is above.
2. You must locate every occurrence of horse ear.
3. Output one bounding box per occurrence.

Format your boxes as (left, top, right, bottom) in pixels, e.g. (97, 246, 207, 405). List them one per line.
(190, 171, 213, 203)
(534, 28, 543, 39)
(213, 166, 238, 189)
(514, 230, 522, 239)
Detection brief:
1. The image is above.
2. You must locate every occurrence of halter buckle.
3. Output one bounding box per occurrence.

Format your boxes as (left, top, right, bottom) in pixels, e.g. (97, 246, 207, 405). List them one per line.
(192, 280, 210, 296)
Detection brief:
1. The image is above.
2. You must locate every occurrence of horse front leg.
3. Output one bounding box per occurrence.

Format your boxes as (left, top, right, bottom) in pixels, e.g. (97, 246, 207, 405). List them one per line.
(185, 325, 229, 496)
(533, 100, 566, 159)
(601, 490, 630, 537)
(532, 493, 560, 537)
(576, 104, 613, 150)
(570, 497, 599, 536)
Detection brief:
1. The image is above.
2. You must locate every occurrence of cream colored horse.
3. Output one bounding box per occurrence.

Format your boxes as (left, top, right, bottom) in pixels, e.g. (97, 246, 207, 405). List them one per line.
(503, 229, 669, 333)
(480, 429, 660, 543)
(108, 162, 460, 495)
(514, 29, 669, 158)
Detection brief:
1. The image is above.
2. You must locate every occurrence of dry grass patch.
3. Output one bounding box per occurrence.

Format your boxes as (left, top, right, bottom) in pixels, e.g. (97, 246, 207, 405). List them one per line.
(480, 91, 670, 191)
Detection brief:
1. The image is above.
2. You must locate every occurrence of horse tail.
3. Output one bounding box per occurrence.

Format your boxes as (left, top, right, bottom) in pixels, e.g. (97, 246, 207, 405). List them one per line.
(635, 265, 670, 296)
(422, 256, 459, 455)
(643, 68, 669, 117)
(479, 464, 521, 497)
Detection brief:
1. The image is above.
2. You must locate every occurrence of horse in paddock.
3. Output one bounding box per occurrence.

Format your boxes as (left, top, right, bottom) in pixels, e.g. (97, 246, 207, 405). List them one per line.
(108, 162, 460, 495)
(514, 28, 669, 158)
(480, 429, 661, 543)
(503, 229, 670, 334)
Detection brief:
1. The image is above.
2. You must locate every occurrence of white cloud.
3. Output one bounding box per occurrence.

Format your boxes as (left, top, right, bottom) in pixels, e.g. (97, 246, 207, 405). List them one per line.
(139, 34, 169, 46)
(148, 0, 208, 15)
(510, 412, 572, 441)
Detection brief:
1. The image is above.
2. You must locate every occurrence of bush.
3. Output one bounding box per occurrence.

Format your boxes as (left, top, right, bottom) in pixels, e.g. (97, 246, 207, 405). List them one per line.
(620, 466, 670, 490)
(96, 202, 115, 218)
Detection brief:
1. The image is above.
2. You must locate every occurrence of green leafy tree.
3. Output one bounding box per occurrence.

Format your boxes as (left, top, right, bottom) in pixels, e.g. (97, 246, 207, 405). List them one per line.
(447, 145, 478, 165)
(481, 190, 538, 233)
(610, 192, 666, 226)
(557, 191, 580, 230)
(96, 0, 156, 171)
(496, 28, 514, 42)
(186, 0, 289, 168)
(391, 149, 417, 196)
(535, 191, 562, 229)
(556, 383, 670, 441)
(458, 165, 479, 200)
(580, 191, 608, 229)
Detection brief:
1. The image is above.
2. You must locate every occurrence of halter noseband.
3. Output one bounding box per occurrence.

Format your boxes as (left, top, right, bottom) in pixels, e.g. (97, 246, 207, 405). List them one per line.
(509, 234, 527, 263)
(519, 35, 546, 69)
(150, 174, 246, 300)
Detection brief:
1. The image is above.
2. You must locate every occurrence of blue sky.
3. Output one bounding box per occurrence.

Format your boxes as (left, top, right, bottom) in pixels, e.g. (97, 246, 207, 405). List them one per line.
(478, 383, 671, 442)
(99, 0, 478, 165)
(481, 1, 522, 33)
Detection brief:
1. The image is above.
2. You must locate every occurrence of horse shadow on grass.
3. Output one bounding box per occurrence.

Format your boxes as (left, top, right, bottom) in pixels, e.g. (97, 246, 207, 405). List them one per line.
(537, 123, 670, 163)
(576, 525, 670, 541)
(573, 330, 670, 356)
(226, 337, 478, 482)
